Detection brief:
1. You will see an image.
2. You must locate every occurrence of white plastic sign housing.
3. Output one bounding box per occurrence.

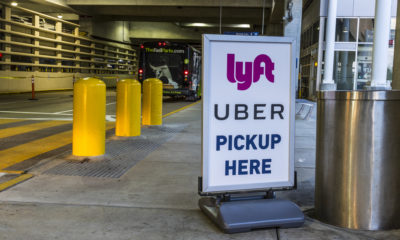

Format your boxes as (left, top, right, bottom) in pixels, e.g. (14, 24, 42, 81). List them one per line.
(202, 34, 296, 193)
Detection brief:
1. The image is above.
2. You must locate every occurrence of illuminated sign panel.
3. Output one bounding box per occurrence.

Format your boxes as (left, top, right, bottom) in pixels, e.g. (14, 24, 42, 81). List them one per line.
(202, 34, 296, 193)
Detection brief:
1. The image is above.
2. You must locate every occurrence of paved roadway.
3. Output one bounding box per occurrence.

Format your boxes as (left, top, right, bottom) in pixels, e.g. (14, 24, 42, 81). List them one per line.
(0, 90, 192, 121)
(0, 93, 399, 239)
(0, 90, 195, 182)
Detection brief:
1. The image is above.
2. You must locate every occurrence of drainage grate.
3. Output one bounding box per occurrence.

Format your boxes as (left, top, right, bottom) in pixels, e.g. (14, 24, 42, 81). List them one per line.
(43, 124, 187, 178)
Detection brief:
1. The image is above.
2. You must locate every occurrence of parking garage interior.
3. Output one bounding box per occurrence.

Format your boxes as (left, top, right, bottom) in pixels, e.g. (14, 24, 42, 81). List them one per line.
(0, 0, 399, 239)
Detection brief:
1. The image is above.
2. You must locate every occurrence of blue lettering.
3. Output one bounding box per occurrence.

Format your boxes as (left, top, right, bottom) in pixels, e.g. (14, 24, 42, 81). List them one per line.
(216, 135, 227, 151)
(228, 135, 232, 150)
(217, 134, 281, 151)
(262, 159, 272, 174)
(246, 135, 257, 150)
(250, 159, 260, 174)
(225, 160, 236, 175)
(225, 159, 271, 175)
(234, 135, 245, 150)
(271, 134, 281, 149)
(238, 160, 248, 175)
(259, 134, 270, 149)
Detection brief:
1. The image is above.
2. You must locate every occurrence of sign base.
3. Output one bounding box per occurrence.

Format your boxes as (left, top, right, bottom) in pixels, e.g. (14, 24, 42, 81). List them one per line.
(199, 197, 304, 233)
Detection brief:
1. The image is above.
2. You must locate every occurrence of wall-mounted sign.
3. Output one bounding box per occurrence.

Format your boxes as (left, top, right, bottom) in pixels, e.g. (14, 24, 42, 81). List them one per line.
(202, 34, 296, 193)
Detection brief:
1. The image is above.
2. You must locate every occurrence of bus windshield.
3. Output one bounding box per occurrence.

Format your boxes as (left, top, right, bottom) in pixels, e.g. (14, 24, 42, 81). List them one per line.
(145, 53, 184, 87)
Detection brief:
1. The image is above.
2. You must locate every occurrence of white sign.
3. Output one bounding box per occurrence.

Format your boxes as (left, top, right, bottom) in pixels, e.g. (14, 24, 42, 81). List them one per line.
(202, 34, 296, 193)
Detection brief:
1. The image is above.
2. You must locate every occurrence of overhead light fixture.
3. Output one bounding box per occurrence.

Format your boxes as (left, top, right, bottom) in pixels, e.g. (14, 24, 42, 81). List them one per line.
(11, 2, 18, 6)
(187, 23, 212, 27)
(181, 23, 251, 28)
(57, 14, 63, 19)
(234, 24, 251, 28)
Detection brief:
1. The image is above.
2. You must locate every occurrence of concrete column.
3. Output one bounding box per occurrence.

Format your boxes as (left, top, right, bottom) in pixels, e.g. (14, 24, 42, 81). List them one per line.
(283, 0, 302, 92)
(3, 6, 11, 71)
(368, 0, 392, 89)
(32, 15, 40, 72)
(321, 0, 337, 90)
(55, 22, 62, 72)
(391, 0, 400, 89)
(74, 27, 81, 70)
(90, 42, 95, 74)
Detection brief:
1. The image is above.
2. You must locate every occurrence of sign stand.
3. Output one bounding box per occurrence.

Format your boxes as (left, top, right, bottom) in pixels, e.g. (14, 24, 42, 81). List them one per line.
(199, 197, 304, 233)
(198, 175, 304, 233)
(200, 34, 304, 233)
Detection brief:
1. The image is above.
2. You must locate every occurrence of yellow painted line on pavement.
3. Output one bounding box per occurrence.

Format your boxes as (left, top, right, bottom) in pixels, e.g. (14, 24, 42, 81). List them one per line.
(106, 122, 115, 129)
(0, 170, 24, 174)
(0, 123, 115, 170)
(0, 131, 73, 170)
(0, 174, 33, 192)
(0, 119, 24, 124)
(0, 120, 71, 139)
(162, 101, 200, 118)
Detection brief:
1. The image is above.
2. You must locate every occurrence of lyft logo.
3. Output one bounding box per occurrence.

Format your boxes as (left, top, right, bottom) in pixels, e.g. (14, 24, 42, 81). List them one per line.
(227, 54, 275, 90)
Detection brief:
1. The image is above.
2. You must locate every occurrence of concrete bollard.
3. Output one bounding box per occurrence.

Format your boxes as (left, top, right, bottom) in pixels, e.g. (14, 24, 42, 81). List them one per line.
(142, 78, 163, 125)
(72, 77, 106, 156)
(116, 79, 141, 136)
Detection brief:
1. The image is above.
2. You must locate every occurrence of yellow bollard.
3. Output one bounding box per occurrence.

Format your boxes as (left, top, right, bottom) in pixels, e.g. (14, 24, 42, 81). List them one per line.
(116, 79, 141, 136)
(73, 77, 106, 156)
(142, 78, 163, 125)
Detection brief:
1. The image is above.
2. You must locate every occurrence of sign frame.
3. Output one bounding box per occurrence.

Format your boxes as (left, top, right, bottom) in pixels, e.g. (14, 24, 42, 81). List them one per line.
(201, 34, 296, 194)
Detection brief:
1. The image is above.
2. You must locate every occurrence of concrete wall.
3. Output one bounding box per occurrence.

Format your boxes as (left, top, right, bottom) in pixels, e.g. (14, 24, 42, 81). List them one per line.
(0, 72, 73, 93)
(0, 72, 133, 93)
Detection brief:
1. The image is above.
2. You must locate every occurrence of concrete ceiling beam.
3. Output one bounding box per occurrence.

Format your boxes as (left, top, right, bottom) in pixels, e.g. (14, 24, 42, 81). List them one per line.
(76, 6, 270, 24)
(66, 0, 273, 8)
(84, 6, 266, 18)
(93, 16, 270, 25)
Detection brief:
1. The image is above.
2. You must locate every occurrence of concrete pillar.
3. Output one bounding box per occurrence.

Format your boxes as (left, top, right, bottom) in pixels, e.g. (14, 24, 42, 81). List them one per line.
(283, 0, 302, 92)
(321, 0, 337, 90)
(3, 6, 11, 71)
(55, 22, 63, 72)
(74, 27, 81, 71)
(32, 15, 40, 72)
(368, 0, 392, 89)
(391, 0, 400, 89)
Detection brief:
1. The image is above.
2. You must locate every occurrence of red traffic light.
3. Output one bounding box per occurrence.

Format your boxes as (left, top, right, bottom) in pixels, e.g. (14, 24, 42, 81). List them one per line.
(140, 44, 144, 49)
(139, 69, 143, 74)
(184, 70, 189, 75)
